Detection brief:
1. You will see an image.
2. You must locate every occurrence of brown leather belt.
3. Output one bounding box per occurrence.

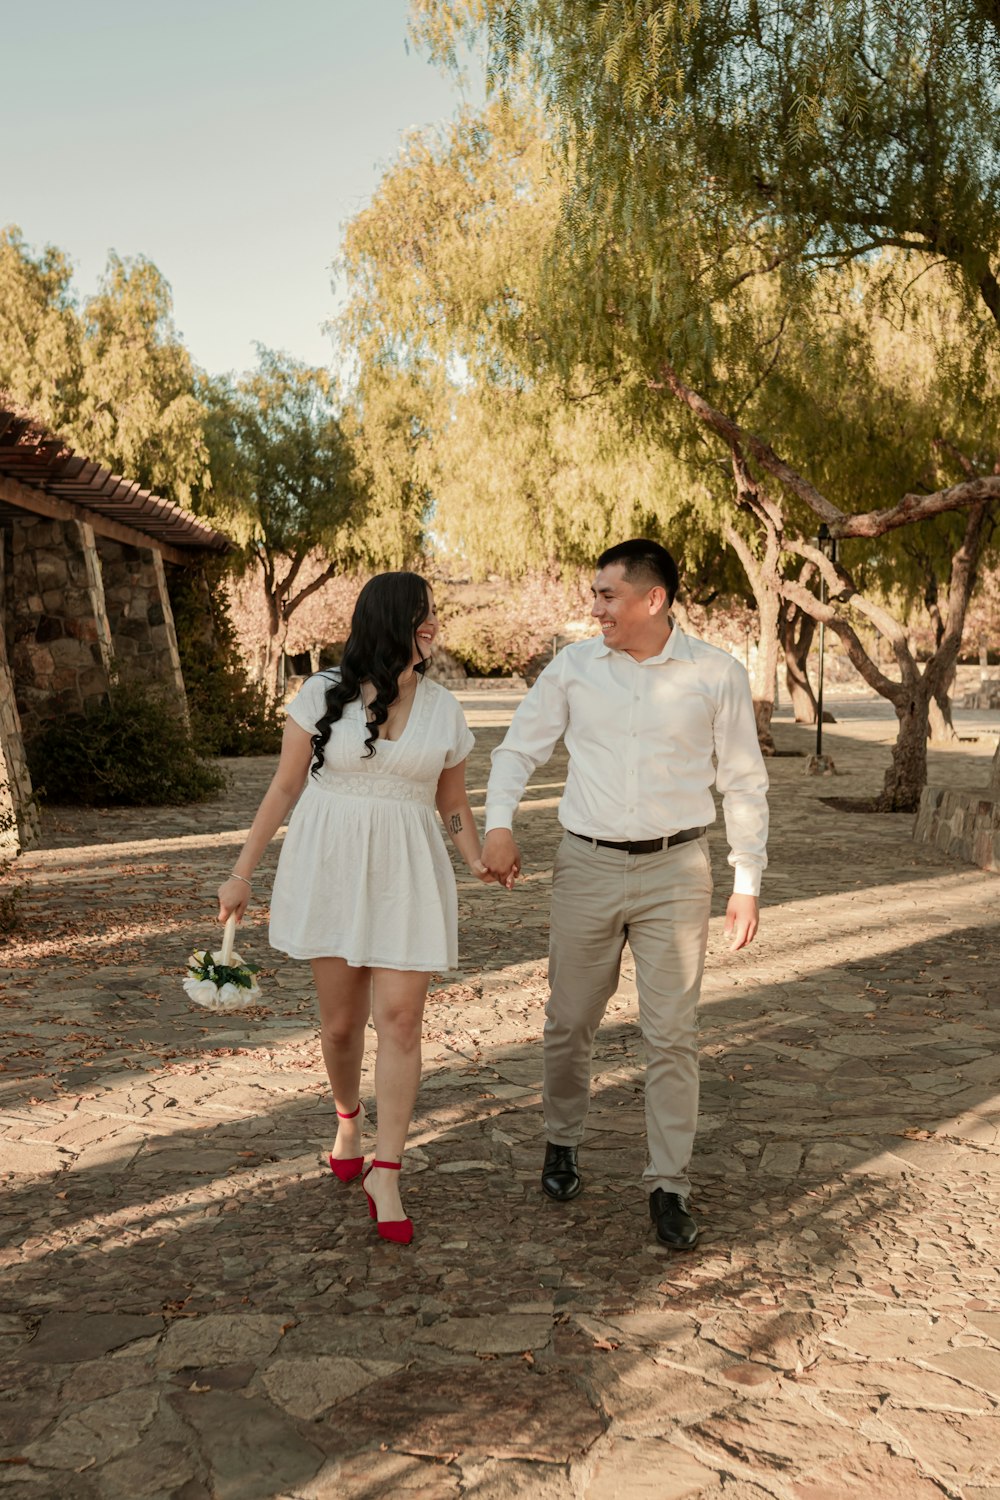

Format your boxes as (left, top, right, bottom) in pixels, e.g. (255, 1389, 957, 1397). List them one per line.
(569, 826, 706, 856)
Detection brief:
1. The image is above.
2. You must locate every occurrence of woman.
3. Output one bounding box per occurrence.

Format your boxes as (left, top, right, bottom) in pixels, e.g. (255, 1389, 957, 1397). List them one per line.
(217, 572, 492, 1245)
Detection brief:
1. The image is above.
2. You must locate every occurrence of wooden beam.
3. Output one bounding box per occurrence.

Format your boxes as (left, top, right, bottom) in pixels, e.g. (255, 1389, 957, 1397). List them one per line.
(0, 473, 194, 567)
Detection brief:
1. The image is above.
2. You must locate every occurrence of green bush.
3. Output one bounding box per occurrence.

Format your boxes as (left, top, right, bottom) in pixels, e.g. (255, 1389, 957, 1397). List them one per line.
(184, 663, 283, 757)
(169, 562, 283, 756)
(26, 685, 226, 806)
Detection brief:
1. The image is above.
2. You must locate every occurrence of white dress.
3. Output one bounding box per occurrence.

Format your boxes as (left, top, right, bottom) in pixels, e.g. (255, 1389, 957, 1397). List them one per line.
(268, 672, 475, 970)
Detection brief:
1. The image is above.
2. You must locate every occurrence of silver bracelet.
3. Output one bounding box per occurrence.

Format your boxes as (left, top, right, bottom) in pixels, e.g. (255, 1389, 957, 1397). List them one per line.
(229, 872, 252, 888)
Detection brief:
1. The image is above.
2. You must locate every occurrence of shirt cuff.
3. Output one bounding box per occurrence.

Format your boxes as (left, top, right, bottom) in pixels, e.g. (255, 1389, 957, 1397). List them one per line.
(484, 803, 515, 833)
(732, 863, 762, 897)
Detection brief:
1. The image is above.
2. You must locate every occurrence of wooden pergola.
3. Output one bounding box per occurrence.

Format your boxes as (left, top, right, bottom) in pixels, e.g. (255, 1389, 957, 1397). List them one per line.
(0, 403, 230, 563)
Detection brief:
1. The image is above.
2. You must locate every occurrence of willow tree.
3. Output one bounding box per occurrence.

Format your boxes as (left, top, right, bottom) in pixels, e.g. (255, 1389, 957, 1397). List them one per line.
(77, 253, 208, 508)
(0, 228, 80, 431)
(749, 265, 1000, 741)
(414, 0, 1000, 327)
(338, 104, 736, 584)
(0, 230, 209, 506)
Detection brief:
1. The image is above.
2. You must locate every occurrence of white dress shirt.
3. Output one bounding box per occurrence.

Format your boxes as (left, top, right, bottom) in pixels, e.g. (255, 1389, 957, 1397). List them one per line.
(485, 626, 769, 896)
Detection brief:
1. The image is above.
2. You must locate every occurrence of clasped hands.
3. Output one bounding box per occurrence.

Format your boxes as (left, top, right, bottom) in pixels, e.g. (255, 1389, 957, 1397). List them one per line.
(476, 828, 521, 891)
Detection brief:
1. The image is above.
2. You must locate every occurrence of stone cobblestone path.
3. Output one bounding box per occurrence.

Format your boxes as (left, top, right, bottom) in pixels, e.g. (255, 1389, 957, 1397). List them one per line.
(2, 691, 999, 1499)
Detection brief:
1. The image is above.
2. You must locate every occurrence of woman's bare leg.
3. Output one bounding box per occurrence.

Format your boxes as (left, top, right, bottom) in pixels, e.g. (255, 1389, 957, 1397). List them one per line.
(364, 967, 429, 1222)
(312, 957, 372, 1160)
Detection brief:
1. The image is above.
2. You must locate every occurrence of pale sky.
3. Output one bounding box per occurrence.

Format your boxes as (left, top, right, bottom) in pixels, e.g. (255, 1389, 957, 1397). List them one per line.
(4, 0, 482, 376)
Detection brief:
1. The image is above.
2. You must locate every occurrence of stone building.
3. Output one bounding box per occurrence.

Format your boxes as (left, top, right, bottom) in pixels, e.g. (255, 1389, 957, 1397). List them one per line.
(0, 402, 229, 855)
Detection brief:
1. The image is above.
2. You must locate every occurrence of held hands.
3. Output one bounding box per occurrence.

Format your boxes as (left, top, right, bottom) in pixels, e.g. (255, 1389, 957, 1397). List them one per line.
(724, 894, 759, 951)
(218, 875, 251, 925)
(480, 828, 522, 891)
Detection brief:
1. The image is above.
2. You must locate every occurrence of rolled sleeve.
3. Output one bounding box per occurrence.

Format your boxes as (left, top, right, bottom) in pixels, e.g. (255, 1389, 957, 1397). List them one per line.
(484, 660, 570, 830)
(714, 662, 770, 897)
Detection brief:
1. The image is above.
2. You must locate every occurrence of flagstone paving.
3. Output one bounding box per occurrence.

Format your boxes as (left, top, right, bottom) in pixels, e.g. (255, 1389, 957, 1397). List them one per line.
(1, 692, 999, 1499)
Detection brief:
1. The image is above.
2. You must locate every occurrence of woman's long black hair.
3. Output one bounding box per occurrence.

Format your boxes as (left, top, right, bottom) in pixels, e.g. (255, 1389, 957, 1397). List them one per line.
(310, 571, 431, 774)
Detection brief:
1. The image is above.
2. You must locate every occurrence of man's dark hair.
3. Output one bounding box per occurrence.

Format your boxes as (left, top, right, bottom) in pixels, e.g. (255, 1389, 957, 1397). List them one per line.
(597, 539, 680, 604)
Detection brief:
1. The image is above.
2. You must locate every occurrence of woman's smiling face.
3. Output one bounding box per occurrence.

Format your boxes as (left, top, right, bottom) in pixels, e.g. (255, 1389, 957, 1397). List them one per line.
(413, 589, 438, 665)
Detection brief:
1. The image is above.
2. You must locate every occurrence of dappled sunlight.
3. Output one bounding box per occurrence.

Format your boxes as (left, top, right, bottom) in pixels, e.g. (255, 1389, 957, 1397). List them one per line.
(703, 866, 998, 992)
(22, 824, 289, 868)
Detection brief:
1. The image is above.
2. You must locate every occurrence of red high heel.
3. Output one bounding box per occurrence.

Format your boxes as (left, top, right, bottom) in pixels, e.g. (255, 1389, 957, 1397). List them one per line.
(362, 1159, 413, 1245)
(328, 1103, 364, 1183)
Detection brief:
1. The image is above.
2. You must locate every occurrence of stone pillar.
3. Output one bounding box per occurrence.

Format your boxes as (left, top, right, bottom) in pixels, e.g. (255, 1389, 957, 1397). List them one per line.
(95, 538, 188, 718)
(914, 783, 1000, 874)
(0, 531, 40, 854)
(7, 515, 115, 740)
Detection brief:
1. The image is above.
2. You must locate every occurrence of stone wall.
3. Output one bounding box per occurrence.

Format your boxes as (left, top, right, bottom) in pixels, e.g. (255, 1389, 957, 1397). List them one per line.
(914, 786, 1000, 874)
(5, 514, 115, 741)
(1, 513, 199, 854)
(0, 540, 40, 853)
(961, 680, 1000, 710)
(95, 537, 187, 716)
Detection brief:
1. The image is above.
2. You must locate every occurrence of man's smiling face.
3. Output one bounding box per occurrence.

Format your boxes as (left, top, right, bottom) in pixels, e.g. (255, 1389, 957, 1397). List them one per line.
(590, 562, 668, 654)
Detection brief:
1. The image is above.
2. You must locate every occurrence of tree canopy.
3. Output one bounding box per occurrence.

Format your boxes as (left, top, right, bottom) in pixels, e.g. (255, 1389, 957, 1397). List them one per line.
(338, 104, 748, 583)
(0, 229, 209, 506)
(414, 0, 1000, 328)
(201, 347, 420, 692)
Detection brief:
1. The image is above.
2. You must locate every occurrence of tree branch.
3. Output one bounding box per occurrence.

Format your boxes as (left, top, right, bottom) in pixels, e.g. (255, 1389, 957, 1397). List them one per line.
(653, 364, 846, 527)
(838, 475, 1000, 537)
(780, 580, 899, 701)
(655, 363, 1000, 539)
(285, 561, 340, 619)
(276, 550, 307, 611)
(928, 501, 992, 690)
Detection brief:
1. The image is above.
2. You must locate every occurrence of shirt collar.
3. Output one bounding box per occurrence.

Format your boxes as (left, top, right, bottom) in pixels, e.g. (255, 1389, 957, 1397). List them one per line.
(594, 619, 691, 665)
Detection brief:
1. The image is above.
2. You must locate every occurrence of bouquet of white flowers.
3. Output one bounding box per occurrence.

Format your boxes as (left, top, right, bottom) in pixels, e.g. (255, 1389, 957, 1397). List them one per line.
(183, 914, 261, 1011)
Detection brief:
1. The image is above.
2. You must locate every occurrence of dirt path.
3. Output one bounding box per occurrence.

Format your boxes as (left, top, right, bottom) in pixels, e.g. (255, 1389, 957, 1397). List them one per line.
(1, 695, 998, 1499)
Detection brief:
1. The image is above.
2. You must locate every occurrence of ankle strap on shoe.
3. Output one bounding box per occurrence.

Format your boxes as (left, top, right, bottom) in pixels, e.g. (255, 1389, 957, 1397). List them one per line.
(336, 1103, 362, 1119)
(370, 1158, 401, 1171)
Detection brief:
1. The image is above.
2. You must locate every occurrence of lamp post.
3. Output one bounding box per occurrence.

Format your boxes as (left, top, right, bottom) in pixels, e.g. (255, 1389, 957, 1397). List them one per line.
(811, 524, 838, 773)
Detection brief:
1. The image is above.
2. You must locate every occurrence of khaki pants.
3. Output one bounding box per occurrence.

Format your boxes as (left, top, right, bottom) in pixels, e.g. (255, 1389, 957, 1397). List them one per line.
(545, 831, 713, 1196)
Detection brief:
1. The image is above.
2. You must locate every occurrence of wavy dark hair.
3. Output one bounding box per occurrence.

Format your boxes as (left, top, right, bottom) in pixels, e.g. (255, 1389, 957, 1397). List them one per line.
(310, 572, 431, 774)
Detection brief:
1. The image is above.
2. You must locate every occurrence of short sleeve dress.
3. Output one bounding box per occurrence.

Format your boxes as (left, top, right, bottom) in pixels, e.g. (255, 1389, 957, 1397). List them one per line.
(268, 672, 475, 971)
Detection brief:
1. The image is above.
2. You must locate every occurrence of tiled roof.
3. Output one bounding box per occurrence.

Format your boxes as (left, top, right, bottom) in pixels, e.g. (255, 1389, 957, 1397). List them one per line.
(0, 402, 230, 554)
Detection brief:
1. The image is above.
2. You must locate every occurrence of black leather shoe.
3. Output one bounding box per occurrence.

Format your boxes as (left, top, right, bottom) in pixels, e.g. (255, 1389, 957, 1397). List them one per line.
(649, 1190, 699, 1249)
(541, 1142, 582, 1202)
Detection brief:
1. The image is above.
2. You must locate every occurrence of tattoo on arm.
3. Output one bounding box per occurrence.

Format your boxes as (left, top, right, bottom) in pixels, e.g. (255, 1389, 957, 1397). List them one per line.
(449, 813, 463, 835)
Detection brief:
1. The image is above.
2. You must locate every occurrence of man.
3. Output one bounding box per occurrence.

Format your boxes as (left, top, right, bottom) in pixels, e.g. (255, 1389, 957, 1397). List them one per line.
(481, 539, 768, 1249)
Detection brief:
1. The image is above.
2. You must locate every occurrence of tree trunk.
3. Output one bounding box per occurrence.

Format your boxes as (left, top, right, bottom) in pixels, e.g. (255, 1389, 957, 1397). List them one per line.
(265, 631, 288, 701)
(262, 585, 286, 701)
(991, 741, 1000, 798)
(751, 588, 780, 755)
(722, 522, 780, 755)
(877, 688, 932, 812)
(778, 599, 834, 723)
(927, 662, 959, 743)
